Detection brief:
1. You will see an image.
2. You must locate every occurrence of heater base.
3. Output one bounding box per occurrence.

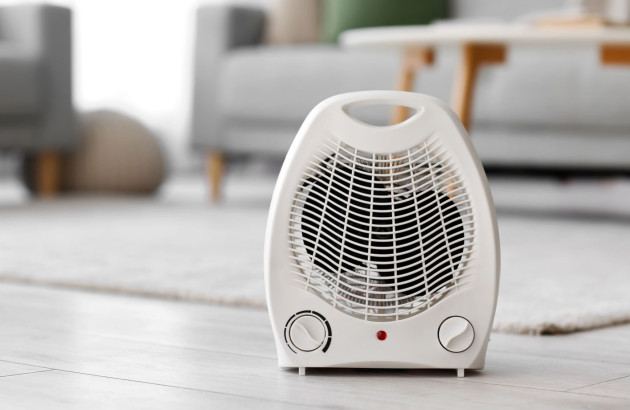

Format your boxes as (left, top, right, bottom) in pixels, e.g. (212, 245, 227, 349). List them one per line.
(294, 367, 468, 377)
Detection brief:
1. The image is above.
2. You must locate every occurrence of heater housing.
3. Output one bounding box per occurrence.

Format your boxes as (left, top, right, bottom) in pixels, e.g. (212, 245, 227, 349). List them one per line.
(264, 91, 500, 377)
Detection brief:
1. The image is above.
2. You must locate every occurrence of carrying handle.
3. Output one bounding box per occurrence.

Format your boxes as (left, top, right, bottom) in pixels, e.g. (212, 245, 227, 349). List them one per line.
(315, 91, 459, 153)
(330, 91, 431, 131)
(342, 100, 422, 128)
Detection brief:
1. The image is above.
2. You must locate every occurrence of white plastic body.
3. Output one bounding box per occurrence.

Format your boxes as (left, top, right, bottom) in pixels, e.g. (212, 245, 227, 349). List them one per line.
(264, 91, 500, 371)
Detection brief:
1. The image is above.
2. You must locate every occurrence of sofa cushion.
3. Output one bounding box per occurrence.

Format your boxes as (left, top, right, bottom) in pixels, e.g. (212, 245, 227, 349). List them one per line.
(218, 44, 630, 131)
(0, 46, 41, 116)
(219, 119, 630, 168)
(472, 124, 630, 168)
(218, 45, 406, 125)
(472, 46, 630, 129)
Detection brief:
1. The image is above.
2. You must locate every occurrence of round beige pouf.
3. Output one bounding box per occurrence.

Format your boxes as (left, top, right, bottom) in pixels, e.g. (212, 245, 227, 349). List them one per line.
(62, 110, 167, 194)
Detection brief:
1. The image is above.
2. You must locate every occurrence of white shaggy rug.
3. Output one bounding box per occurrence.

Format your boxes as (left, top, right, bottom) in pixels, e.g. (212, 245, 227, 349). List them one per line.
(1, 174, 630, 335)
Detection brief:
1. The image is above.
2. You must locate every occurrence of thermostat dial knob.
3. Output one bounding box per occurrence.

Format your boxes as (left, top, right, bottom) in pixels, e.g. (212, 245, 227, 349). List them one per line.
(438, 316, 474, 353)
(289, 315, 326, 352)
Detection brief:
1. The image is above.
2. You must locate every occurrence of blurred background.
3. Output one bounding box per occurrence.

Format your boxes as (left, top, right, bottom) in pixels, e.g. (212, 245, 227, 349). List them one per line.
(1, 0, 629, 335)
(0, 0, 243, 183)
(2, 0, 630, 193)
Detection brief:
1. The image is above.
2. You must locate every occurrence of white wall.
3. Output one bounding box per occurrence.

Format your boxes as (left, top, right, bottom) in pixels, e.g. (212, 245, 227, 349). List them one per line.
(73, 0, 203, 171)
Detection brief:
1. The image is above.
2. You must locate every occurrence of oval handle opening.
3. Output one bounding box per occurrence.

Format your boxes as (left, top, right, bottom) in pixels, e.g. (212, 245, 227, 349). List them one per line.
(342, 102, 422, 127)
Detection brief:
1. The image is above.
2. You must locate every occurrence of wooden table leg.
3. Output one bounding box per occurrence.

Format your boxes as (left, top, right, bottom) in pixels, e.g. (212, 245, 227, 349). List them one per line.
(601, 44, 630, 65)
(452, 44, 506, 131)
(35, 151, 61, 198)
(206, 151, 225, 203)
(392, 47, 434, 124)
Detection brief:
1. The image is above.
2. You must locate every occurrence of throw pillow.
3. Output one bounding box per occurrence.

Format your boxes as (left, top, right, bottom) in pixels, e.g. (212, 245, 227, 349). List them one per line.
(322, 0, 448, 43)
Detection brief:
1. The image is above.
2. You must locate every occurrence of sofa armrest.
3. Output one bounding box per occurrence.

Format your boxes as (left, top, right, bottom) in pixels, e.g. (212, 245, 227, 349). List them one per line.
(191, 5, 266, 150)
(0, 4, 75, 151)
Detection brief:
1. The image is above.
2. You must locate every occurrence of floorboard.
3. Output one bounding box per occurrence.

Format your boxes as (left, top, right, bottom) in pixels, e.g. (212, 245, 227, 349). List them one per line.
(571, 375, 630, 400)
(0, 283, 628, 409)
(0, 369, 320, 409)
(0, 361, 50, 378)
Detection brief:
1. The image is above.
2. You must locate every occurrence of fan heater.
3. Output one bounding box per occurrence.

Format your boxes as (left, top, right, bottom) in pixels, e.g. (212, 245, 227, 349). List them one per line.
(264, 91, 500, 377)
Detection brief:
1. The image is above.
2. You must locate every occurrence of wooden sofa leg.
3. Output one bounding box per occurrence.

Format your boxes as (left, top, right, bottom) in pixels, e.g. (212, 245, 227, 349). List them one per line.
(206, 151, 225, 203)
(35, 151, 61, 198)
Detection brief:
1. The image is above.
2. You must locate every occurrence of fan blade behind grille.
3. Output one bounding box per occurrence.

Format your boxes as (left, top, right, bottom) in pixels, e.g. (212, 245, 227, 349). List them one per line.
(289, 139, 473, 321)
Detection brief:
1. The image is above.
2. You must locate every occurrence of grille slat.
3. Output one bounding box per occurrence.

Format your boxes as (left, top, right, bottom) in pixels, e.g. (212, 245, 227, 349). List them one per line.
(297, 159, 470, 206)
(289, 245, 475, 285)
(290, 273, 476, 314)
(308, 149, 457, 188)
(289, 228, 475, 271)
(290, 214, 473, 253)
(292, 190, 472, 226)
(290, 269, 476, 304)
(289, 136, 475, 322)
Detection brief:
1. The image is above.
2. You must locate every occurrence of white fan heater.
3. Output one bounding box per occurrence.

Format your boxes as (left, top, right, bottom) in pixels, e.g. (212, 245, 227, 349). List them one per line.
(264, 91, 499, 377)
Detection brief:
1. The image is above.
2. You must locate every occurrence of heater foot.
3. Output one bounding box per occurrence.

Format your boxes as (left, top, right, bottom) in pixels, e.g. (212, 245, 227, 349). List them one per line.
(457, 368, 465, 378)
(299, 367, 306, 376)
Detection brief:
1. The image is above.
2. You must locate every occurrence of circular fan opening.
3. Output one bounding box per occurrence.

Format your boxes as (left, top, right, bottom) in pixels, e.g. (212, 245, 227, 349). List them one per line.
(297, 152, 466, 319)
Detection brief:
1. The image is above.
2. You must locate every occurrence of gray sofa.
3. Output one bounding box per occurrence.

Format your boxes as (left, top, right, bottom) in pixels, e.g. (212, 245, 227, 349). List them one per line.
(0, 4, 75, 196)
(191, 0, 630, 200)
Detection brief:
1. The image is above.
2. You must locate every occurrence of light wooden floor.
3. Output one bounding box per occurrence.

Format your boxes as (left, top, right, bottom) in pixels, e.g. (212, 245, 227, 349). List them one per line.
(0, 283, 628, 409)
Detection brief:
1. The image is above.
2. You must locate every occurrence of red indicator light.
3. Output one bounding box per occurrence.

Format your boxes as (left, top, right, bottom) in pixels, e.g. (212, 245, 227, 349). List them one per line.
(376, 330, 387, 341)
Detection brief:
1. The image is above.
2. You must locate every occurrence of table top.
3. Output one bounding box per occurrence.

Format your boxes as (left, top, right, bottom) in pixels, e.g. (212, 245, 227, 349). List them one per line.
(341, 23, 630, 48)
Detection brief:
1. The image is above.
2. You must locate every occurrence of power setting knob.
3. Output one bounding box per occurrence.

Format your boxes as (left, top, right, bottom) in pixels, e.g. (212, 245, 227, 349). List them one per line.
(438, 317, 474, 353)
(289, 315, 326, 352)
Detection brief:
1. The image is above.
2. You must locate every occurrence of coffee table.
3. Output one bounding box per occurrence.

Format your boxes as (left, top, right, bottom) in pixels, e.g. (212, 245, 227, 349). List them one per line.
(341, 24, 630, 129)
